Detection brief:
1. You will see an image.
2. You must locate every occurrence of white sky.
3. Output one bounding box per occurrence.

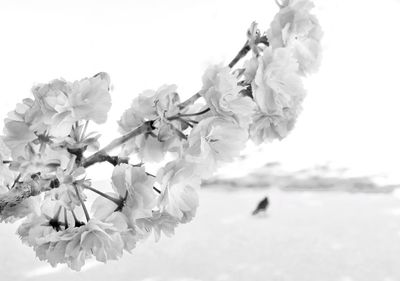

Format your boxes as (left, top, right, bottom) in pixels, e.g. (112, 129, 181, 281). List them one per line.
(0, 0, 399, 181)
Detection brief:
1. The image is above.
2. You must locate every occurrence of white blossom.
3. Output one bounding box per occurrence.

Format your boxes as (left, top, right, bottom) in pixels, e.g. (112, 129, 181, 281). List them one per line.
(248, 47, 305, 143)
(111, 164, 157, 221)
(156, 159, 201, 222)
(136, 210, 179, 242)
(18, 211, 126, 270)
(200, 65, 256, 128)
(268, 0, 323, 74)
(187, 117, 248, 167)
(118, 85, 183, 162)
(250, 107, 300, 143)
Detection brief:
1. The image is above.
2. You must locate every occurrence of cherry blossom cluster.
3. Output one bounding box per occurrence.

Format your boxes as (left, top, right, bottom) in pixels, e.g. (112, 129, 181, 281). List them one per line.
(0, 0, 322, 270)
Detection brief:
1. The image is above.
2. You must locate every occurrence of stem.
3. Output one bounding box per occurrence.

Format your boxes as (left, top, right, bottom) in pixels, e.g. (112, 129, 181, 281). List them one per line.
(53, 206, 62, 220)
(86, 154, 128, 167)
(10, 174, 21, 189)
(64, 208, 69, 229)
(178, 92, 201, 110)
(229, 41, 251, 68)
(167, 107, 210, 121)
(70, 209, 85, 227)
(80, 120, 89, 141)
(73, 184, 90, 222)
(186, 119, 199, 124)
(84, 185, 122, 206)
(82, 121, 154, 168)
(178, 118, 193, 128)
(228, 35, 269, 68)
(177, 108, 210, 118)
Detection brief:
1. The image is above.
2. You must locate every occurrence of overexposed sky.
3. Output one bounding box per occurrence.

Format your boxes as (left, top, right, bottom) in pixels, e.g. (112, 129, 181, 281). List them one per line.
(0, 0, 399, 180)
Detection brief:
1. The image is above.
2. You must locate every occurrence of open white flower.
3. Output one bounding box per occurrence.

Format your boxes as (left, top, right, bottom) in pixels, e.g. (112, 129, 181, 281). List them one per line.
(68, 73, 112, 124)
(47, 164, 88, 209)
(268, 0, 323, 74)
(136, 210, 179, 242)
(187, 117, 248, 167)
(253, 47, 304, 115)
(201, 65, 255, 128)
(3, 98, 40, 158)
(32, 73, 111, 138)
(249, 47, 304, 143)
(250, 107, 300, 143)
(111, 164, 157, 221)
(18, 211, 126, 271)
(118, 85, 183, 162)
(157, 159, 201, 222)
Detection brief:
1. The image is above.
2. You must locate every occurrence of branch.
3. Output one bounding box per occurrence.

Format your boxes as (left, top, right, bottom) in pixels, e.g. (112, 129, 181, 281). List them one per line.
(167, 108, 210, 121)
(0, 34, 265, 218)
(228, 35, 269, 68)
(229, 42, 251, 68)
(178, 92, 201, 110)
(82, 121, 155, 168)
(0, 181, 40, 219)
(178, 37, 266, 110)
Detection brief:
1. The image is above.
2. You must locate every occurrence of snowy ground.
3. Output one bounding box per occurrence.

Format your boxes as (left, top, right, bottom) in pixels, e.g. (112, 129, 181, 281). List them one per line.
(1, 188, 400, 281)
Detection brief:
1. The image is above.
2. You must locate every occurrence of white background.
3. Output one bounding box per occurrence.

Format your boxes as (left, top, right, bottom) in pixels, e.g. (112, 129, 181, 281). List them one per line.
(0, 0, 399, 180)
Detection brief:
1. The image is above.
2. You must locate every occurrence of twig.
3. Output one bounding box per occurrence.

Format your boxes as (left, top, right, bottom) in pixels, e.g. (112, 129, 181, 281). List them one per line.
(73, 184, 90, 222)
(168, 108, 210, 121)
(82, 121, 154, 168)
(229, 41, 251, 68)
(83, 185, 122, 206)
(178, 92, 202, 110)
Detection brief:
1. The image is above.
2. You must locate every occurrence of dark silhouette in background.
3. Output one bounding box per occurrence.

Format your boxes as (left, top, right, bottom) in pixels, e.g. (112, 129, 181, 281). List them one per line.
(252, 196, 269, 215)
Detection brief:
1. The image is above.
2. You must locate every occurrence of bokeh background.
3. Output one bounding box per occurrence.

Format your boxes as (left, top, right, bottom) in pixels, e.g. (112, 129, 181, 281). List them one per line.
(1, 0, 400, 280)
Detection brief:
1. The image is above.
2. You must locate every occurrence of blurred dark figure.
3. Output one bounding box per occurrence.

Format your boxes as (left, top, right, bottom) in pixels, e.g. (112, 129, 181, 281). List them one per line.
(252, 196, 269, 215)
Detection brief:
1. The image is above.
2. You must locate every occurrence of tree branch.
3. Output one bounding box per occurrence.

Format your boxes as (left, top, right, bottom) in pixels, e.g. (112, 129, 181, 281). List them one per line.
(82, 121, 155, 168)
(178, 92, 202, 110)
(0, 34, 266, 217)
(0, 181, 40, 220)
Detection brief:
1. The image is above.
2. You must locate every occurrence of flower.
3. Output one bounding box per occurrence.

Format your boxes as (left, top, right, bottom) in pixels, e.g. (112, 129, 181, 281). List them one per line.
(2, 98, 40, 158)
(47, 163, 88, 209)
(243, 56, 260, 83)
(253, 47, 304, 115)
(9, 143, 70, 181)
(18, 211, 126, 270)
(92, 164, 157, 225)
(118, 85, 183, 162)
(136, 210, 179, 242)
(200, 65, 255, 128)
(111, 164, 157, 221)
(3, 74, 112, 159)
(186, 117, 248, 168)
(268, 0, 323, 74)
(34, 73, 112, 137)
(250, 107, 300, 143)
(68, 73, 112, 124)
(248, 47, 305, 143)
(156, 159, 201, 221)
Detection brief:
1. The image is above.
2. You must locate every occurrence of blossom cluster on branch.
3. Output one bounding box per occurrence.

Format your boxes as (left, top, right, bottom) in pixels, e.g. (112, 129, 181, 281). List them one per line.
(0, 0, 322, 270)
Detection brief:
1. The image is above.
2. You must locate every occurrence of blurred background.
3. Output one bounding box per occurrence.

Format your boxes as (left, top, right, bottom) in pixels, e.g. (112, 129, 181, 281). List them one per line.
(1, 0, 400, 280)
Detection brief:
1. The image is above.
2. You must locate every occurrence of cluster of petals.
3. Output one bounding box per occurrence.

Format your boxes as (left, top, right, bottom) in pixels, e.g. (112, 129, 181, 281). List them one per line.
(118, 85, 183, 162)
(267, 0, 323, 74)
(249, 47, 305, 143)
(200, 65, 256, 128)
(3, 73, 111, 158)
(18, 213, 127, 271)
